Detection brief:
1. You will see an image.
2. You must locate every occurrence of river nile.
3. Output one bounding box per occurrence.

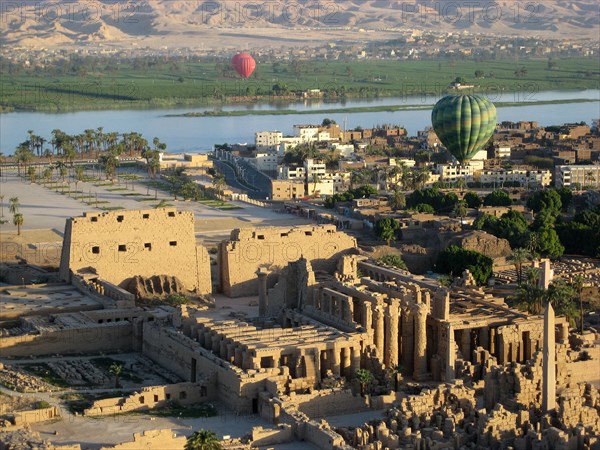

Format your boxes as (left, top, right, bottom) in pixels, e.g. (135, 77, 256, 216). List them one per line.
(1, 90, 598, 154)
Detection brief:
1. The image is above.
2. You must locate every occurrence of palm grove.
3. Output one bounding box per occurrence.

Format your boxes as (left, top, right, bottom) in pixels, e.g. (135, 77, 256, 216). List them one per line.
(7, 128, 165, 181)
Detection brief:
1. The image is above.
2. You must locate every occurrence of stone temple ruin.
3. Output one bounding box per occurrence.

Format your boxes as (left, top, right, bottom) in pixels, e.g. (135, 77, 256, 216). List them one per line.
(1, 208, 599, 450)
(59, 208, 212, 298)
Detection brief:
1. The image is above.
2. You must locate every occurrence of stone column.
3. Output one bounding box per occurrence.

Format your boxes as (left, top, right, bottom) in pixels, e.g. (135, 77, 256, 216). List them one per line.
(351, 346, 361, 377)
(489, 328, 496, 354)
(332, 348, 341, 377)
(257, 269, 269, 317)
(362, 301, 373, 330)
(211, 334, 221, 354)
(385, 302, 399, 368)
(401, 308, 414, 373)
(542, 302, 556, 413)
(479, 327, 490, 351)
(375, 306, 385, 358)
(461, 329, 472, 362)
(314, 348, 321, 382)
(227, 343, 236, 362)
(342, 347, 351, 376)
(558, 323, 569, 342)
(219, 339, 229, 359)
(234, 346, 244, 367)
(446, 324, 456, 382)
(242, 350, 253, 370)
(345, 298, 354, 323)
(413, 303, 428, 380)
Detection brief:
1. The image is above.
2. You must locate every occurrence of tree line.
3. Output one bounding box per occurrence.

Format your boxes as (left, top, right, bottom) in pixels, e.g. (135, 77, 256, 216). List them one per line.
(7, 128, 165, 182)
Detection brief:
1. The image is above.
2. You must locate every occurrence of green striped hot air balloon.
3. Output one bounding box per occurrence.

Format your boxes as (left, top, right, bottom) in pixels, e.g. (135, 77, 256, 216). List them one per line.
(431, 94, 497, 164)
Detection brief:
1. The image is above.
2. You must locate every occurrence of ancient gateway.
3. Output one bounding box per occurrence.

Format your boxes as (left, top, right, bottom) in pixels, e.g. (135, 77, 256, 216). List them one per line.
(218, 224, 357, 297)
(59, 208, 212, 296)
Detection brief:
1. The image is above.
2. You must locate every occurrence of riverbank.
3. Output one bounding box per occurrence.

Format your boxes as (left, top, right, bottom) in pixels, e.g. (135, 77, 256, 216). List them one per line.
(1, 57, 598, 112)
(166, 98, 600, 118)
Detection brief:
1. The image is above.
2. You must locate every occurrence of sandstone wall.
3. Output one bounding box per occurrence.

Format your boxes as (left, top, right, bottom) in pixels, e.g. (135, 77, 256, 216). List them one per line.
(100, 429, 186, 450)
(251, 425, 293, 447)
(59, 208, 211, 295)
(0, 323, 133, 357)
(284, 389, 369, 418)
(218, 225, 357, 297)
(11, 406, 60, 426)
(84, 382, 213, 416)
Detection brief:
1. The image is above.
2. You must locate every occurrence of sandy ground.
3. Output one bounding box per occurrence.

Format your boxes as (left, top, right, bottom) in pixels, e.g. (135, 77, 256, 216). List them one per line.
(0, 170, 312, 261)
(0, 170, 311, 233)
(32, 410, 273, 448)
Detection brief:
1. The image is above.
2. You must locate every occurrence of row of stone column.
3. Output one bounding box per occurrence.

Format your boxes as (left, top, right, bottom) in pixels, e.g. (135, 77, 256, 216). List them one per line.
(315, 288, 354, 324)
(196, 326, 258, 370)
(368, 299, 427, 380)
(314, 345, 361, 380)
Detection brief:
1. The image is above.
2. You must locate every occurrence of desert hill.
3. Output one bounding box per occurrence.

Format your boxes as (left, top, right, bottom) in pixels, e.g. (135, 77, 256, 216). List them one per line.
(2, 0, 598, 49)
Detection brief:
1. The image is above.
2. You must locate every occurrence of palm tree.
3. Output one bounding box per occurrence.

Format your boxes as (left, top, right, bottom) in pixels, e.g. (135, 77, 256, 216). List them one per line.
(454, 200, 467, 228)
(108, 362, 123, 388)
(514, 280, 545, 315)
(310, 173, 320, 195)
(185, 430, 222, 450)
(43, 168, 53, 185)
(415, 168, 430, 189)
(350, 168, 372, 189)
(508, 248, 531, 285)
(584, 171, 596, 188)
(0, 195, 4, 218)
(546, 279, 579, 327)
(355, 368, 373, 397)
(389, 189, 406, 210)
(570, 274, 586, 333)
(13, 213, 24, 235)
(99, 152, 119, 180)
(526, 266, 541, 286)
(526, 233, 541, 259)
(27, 166, 36, 183)
(9, 197, 20, 215)
(213, 173, 226, 193)
(15, 143, 33, 176)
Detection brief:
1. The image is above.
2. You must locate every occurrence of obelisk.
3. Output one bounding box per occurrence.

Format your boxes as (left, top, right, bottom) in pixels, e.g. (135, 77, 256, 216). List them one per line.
(542, 302, 556, 412)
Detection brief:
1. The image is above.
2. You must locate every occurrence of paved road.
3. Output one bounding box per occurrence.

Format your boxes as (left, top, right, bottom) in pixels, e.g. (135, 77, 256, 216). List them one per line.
(214, 159, 272, 200)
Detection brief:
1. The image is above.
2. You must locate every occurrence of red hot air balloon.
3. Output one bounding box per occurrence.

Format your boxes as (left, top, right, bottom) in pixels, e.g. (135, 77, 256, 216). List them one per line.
(232, 52, 256, 78)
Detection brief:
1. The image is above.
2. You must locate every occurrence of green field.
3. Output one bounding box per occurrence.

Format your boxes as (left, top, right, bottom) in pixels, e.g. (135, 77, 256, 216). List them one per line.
(1, 58, 598, 112)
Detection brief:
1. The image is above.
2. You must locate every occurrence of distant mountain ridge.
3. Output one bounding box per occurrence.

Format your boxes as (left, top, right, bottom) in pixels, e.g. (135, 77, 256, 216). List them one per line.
(2, 1, 598, 49)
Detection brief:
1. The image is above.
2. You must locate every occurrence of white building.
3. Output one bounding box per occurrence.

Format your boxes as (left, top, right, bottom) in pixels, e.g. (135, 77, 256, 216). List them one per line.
(436, 164, 475, 183)
(494, 146, 512, 159)
(255, 131, 283, 151)
(390, 158, 416, 168)
(278, 137, 304, 154)
(293, 125, 320, 142)
(330, 143, 355, 158)
(278, 165, 305, 180)
(478, 169, 552, 187)
(306, 173, 349, 196)
(471, 149, 488, 161)
(253, 152, 279, 174)
(304, 159, 327, 180)
(555, 165, 600, 188)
